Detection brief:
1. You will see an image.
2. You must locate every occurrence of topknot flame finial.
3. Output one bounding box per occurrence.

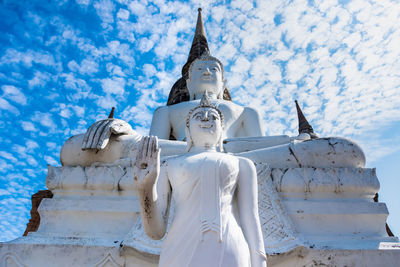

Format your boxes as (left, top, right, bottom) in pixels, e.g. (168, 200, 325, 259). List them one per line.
(199, 91, 212, 107)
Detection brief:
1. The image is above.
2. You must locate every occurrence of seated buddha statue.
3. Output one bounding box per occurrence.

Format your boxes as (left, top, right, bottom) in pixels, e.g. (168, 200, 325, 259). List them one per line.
(60, 52, 365, 169)
(60, 8, 365, 170)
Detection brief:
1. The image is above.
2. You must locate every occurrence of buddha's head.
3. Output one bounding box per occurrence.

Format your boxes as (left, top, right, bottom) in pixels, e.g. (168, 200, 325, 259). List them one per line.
(186, 54, 225, 100)
(185, 92, 224, 152)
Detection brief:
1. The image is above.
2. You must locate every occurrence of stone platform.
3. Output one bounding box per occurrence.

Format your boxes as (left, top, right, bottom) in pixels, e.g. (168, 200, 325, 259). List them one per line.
(1, 164, 399, 266)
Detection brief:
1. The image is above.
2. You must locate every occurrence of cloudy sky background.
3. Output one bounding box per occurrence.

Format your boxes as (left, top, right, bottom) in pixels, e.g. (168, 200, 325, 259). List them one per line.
(1, 0, 399, 241)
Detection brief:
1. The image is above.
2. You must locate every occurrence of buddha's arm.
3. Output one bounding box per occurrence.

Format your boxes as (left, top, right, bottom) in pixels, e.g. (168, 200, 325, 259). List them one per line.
(134, 136, 171, 240)
(237, 157, 267, 267)
(223, 135, 291, 153)
(242, 107, 264, 136)
(149, 106, 171, 139)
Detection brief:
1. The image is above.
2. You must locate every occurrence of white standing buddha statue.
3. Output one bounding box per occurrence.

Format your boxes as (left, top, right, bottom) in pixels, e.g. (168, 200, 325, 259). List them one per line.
(133, 95, 266, 267)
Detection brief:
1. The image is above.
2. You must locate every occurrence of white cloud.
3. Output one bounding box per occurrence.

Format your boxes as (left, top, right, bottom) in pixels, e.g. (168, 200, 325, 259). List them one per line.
(0, 151, 18, 163)
(105, 40, 135, 66)
(94, 0, 115, 25)
(143, 64, 157, 77)
(2, 85, 27, 105)
(0, 97, 19, 115)
(117, 8, 130, 20)
(117, 20, 136, 42)
(75, 0, 90, 6)
(61, 73, 92, 100)
(44, 155, 58, 166)
(26, 140, 39, 150)
(68, 58, 99, 75)
(96, 94, 118, 109)
(28, 71, 52, 88)
(128, 1, 147, 17)
(101, 77, 126, 95)
(138, 37, 155, 52)
(21, 121, 38, 132)
(31, 112, 57, 130)
(106, 63, 126, 77)
(1, 49, 61, 71)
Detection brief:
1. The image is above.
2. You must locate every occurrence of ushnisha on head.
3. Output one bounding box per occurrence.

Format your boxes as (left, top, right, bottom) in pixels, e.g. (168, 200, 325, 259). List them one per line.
(186, 53, 226, 100)
(185, 92, 225, 152)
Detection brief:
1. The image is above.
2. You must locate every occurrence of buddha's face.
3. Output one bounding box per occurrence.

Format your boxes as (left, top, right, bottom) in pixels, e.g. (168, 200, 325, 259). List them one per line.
(188, 107, 223, 148)
(187, 59, 224, 100)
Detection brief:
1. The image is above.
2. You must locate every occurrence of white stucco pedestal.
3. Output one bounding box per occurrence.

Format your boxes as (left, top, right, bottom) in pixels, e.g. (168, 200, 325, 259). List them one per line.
(1, 164, 399, 267)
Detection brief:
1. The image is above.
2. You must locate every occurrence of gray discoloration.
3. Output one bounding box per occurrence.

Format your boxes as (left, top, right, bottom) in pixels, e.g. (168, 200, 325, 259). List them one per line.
(288, 146, 302, 168)
(143, 195, 152, 219)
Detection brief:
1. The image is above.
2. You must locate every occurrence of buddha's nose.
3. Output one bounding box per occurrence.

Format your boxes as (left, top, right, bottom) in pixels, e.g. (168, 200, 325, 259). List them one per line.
(203, 68, 211, 75)
(201, 112, 209, 121)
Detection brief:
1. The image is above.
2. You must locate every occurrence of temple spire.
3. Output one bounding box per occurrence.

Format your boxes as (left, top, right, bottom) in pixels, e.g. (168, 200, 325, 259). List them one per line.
(167, 8, 210, 106)
(195, 8, 206, 37)
(181, 7, 210, 77)
(295, 100, 318, 138)
(166, 9, 231, 107)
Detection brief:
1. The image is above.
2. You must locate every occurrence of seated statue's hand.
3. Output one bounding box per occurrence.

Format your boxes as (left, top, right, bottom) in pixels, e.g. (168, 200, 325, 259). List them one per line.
(134, 136, 161, 190)
(81, 118, 134, 150)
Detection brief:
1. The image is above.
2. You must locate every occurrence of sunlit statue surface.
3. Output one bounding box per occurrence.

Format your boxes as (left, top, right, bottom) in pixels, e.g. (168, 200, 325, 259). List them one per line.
(60, 52, 365, 169)
(134, 95, 266, 267)
(150, 54, 263, 140)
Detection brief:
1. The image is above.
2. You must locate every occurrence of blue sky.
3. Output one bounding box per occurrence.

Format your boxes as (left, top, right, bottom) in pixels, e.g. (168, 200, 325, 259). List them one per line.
(1, 0, 399, 242)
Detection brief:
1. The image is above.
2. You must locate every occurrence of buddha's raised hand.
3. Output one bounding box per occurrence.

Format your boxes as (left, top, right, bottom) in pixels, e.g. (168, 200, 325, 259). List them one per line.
(134, 136, 161, 189)
(81, 118, 134, 150)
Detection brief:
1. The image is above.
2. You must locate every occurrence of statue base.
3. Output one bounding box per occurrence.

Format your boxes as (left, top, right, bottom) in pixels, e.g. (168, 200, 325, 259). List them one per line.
(1, 164, 399, 266)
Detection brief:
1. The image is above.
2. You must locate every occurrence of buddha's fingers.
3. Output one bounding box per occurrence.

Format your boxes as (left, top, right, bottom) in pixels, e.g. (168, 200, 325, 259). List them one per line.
(150, 136, 157, 158)
(94, 120, 114, 149)
(145, 136, 151, 157)
(152, 136, 160, 160)
(82, 120, 103, 150)
(135, 137, 145, 165)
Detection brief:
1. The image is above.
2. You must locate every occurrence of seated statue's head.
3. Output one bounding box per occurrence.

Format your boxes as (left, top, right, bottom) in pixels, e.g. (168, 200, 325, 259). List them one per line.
(185, 92, 225, 152)
(186, 53, 226, 100)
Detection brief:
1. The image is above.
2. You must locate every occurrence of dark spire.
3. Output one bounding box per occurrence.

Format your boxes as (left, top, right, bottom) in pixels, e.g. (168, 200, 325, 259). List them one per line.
(181, 7, 210, 77)
(167, 8, 210, 106)
(166, 8, 231, 107)
(295, 100, 318, 138)
(108, 107, 115, 118)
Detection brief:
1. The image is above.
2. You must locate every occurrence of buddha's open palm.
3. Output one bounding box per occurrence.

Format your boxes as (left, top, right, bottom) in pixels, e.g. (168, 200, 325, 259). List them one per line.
(134, 136, 160, 189)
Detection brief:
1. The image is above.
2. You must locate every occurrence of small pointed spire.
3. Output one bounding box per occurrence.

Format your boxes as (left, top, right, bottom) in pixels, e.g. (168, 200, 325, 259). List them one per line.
(295, 100, 318, 138)
(199, 90, 212, 107)
(108, 107, 115, 118)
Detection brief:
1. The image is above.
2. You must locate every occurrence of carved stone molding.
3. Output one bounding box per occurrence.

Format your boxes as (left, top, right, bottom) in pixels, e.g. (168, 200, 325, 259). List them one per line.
(2, 252, 27, 267)
(92, 251, 123, 267)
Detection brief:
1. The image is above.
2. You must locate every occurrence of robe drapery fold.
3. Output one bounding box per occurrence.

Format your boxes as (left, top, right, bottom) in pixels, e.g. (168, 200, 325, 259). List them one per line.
(159, 153, 251, 267)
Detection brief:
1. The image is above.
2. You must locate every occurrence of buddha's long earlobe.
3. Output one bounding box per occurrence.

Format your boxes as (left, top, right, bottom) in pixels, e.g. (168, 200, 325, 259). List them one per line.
(185, 127, 193, 152)
(186, 79, 195, 100)
(218, 80, 227, 99)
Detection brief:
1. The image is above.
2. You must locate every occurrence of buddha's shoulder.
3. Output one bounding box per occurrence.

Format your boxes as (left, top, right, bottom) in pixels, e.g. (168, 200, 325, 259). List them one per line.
(165, 101, 200, 112)
(157, 100, 248, 114)
(213, 99, 243, 109)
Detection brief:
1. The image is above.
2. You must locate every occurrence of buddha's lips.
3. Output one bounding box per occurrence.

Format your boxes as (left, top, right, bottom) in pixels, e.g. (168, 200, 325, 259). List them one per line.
(200, 76, 213, 80)
(200, 124, 213, 129)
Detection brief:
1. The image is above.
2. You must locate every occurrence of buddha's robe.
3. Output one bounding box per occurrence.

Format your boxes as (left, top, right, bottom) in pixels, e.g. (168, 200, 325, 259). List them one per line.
(159, 152, 253, 267)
